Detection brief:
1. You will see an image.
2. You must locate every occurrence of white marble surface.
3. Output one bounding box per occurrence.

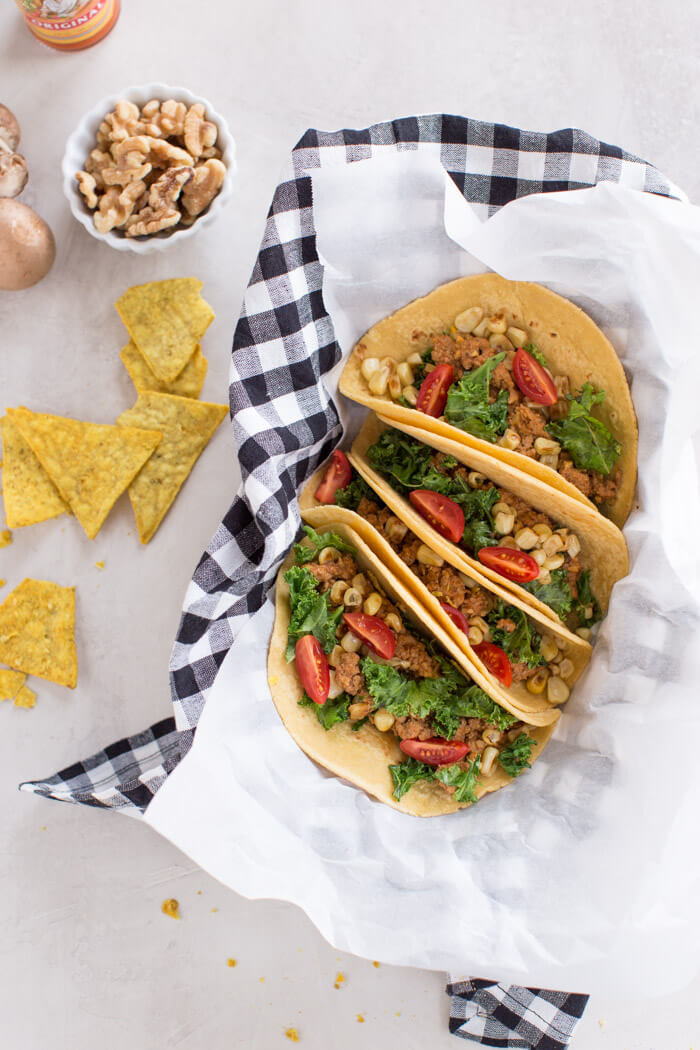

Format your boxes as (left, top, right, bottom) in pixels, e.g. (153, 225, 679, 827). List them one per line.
(0, 2, 698, 1046)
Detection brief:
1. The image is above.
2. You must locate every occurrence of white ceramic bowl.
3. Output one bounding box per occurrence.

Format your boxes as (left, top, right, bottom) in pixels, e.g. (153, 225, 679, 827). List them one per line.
(61, 82, 236, 253)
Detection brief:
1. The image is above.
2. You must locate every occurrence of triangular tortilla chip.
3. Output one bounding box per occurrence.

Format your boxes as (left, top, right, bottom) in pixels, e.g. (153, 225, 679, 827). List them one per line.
(0, 578, 77, 688)
(0, 668, 26, 701)
(117, 392, 227, 543)
(115, 278, 215, 384)
(14, 684, 36, 709)
(8, 407, 162, 540)
(120, 340, 208, 399)
(1, 416, 69, 528)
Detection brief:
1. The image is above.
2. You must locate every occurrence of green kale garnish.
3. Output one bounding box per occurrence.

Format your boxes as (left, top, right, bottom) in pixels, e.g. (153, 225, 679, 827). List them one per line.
(333, 472, 372, 511)
(498, 733, 536, 777)
(298, 691, 352, 729)
(366, 430, 454, 496)
(284, 565, 344, 661)
(546, 382, 621, 475)
(389, 756, 482, 804)
(524, 343, 547, 366)
(521, 568, 574, 619)
(571, 568, 601, 625)
(390, 757, 432, 801)
(487, 603, 543, 669)
(444, 353, 509, 441)
(412, 348, 434, 388)
(293, 525, 356, 564)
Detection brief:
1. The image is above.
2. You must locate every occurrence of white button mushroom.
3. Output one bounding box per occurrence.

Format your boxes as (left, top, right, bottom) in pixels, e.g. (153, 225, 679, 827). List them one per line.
(0, 104, 28, 198)
(0, 199, 55, 290)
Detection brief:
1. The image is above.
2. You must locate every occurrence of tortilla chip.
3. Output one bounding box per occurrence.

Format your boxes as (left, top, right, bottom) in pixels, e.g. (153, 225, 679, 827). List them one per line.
(7, 408, 162, 540)
(0, 668, 26, 701)
(115, 279, 215, 384)
(117, 392, 227, 543)
(0, 578, 77, 688)
(1, 416, 68, 528)
(120, 340, 208, 399)
(14, 684, 36, 709)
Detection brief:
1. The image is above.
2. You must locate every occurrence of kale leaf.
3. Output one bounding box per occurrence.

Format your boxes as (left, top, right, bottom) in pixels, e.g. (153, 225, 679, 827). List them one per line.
(487, 603, 543, 669)
(546, 383, 621, 475)
(298, 691, 352, 730)
(524, 343, 547, 366)
(284, 565, 344, 661)
(434, 757, 482, 804)
(366, 429, 453, 496)
(571, 569, 601, 626)
(449, 475, 500, 552)
(521, 568, 574, 619)
(444, 353, 509, 441)
(293, 525, 356, 564)
(334, 472, 372, 511)
(390, 757, 432, 801)
(498, 733, 536, 777)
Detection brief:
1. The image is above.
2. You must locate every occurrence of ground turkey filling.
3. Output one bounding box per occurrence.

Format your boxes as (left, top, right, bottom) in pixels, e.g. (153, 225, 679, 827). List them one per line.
(430, 332, 620, 506)
(357, 496, 547, 684)
(305, 555, 511, 762)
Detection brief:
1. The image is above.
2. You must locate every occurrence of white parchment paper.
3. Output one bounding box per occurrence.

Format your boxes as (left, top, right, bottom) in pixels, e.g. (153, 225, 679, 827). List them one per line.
(146, 153, 700, 996)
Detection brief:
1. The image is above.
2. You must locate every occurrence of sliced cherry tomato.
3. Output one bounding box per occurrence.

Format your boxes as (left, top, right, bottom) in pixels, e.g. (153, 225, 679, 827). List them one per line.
(477, 545, 539, 583)
(416, 363, 454, 417)
(472, 641, 513, 688)
(295, 635, 330, 705)
(439, 602, 470, 636)
(409, 490, 465, 543)
(314, 449, 353, 504)
(512, 347, 558, 406)
(400, 737, 470, 766)
(343, 612, 396, 659)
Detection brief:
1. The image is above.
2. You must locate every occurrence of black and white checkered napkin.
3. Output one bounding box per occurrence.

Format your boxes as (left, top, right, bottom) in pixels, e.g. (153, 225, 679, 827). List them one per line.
(21, 115, 681, 1046)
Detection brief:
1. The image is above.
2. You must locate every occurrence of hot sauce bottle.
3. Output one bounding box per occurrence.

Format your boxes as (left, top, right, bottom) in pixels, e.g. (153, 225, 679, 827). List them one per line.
(14, 0, 120, 51)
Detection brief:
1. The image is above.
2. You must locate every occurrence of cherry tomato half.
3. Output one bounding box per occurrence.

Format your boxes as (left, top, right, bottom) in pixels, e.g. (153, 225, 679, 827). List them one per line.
(295, 635, 330, 705)
(343, 612, 396, 659)
(314, 449, 353, 504)
(409, 490, 465, 544)
(400, 737, 470, 766)
(477, 545, 540, 583)
(472, 641, 513, 688)
(439, 602, 470, 636)
(416, 363, 454, 417)
(512, 347, 558, 406)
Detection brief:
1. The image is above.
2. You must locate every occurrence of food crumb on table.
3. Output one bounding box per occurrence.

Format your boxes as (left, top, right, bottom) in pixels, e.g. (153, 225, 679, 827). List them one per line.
(13, 683, 36, 708)
(0, 580, 5, 587)
(94, 560, 105, 569)
(372, 960, 379, 968)
(161, 898, 180, 919)
(284, 1028, 299, 1042)
(227, 958, 237, 968)
(333, 971, 345, 988)
(0, 529, 12, 547)
(356, 1014, 365, 1023)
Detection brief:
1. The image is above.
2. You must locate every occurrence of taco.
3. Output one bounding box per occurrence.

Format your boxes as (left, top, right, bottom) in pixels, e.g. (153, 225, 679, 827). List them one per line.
(339, 274, 637, 527)
(269, 520, 557, 816)
(347, 414, 629, 629)
(302, 459, 592, 720)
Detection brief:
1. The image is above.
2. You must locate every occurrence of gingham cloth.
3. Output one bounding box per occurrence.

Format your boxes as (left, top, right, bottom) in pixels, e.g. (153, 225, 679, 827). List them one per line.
(21, 115, 682, 1046)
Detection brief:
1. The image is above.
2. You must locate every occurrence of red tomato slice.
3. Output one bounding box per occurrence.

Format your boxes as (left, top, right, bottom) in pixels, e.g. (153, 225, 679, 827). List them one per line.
(439, 602, 470, 636)
(409, 490, 465, 543)
(416, 363, 454, 417)
(472, 641, 513, 688)
(295, 635, 330, 705)
(512, 347, 558, 406)
(477, 545, 540, 583)
(343, 612, 396, 659)
(314, 449, 353, 504)
(400, 737, 470, 766)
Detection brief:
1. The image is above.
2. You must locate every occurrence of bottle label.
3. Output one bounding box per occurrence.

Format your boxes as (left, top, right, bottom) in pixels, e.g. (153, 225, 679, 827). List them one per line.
(16, 0, 120, 49)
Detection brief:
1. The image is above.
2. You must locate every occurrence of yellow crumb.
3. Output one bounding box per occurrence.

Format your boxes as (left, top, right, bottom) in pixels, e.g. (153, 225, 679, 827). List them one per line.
(395, 1011, 401, 1017)
(94, 560, 105, 570)
(0, 529, 12, 547)
(0, 580, 5, 588)
(259, 976, 265, 983)
(14, 684, 36, 709)
(161, 898, 180, 919)
(599, 1020, 605, 1028)
(333, 972, 345, 989)
(372, 960, 379, 968)
(284, 1029, 299, 1043)
(356, 1014, 365, 1023)
(211, 907, 218, 913)
(40, 826, 46, 831)
(227, 958, 237, 968)
(196, 890, 202, 895)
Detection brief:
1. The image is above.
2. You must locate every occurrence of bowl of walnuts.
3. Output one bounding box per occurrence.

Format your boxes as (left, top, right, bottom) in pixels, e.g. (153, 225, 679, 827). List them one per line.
(62, 83, 236, 252)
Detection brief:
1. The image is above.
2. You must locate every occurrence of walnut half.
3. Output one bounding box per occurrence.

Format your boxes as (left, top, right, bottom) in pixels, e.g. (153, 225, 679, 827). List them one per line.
(181, 159, 226, 218)
(125, 165, 193, 237)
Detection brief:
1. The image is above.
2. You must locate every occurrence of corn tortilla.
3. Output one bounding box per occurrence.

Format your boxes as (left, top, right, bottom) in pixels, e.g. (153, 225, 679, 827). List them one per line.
(120, 340, 208, 399)
(115, 279, 215, 384)
(269, 521, 557, 816)
(0, 578, 77, 688)
(351, 413, 629, 625)
(339, 274, 637, 527)
(0, 416, 68, 528)
(117, 392, 227, 544)
(0, 668, 26, 701)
